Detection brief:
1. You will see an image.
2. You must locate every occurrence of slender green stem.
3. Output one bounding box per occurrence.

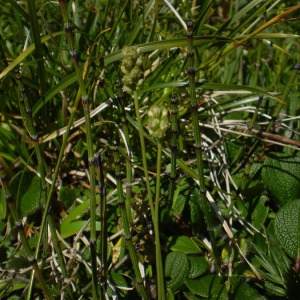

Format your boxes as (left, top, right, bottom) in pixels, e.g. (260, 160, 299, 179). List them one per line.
(26, 0, 46, 96)
(251, 40, 263, 87)
(116, 80, 134, 223)
(154, 141, 165, 300)
(58, 1, 99, 297)
(113, 140, 149, 299)
(133, 91, 166, 298)
(168, 94, 178, 203)
(95, 153, 107, 299)
(133, 91, 155, 218)
(78, 0, 101, 53)
(186, 20, 220, 268)
(35, 90, 81, 270)
(48, 215, 73, 299)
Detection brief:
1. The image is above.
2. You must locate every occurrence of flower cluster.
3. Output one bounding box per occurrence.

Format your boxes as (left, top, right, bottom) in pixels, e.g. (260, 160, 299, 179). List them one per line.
(121, 46, 144, 94)
(147, 105, 169, 139)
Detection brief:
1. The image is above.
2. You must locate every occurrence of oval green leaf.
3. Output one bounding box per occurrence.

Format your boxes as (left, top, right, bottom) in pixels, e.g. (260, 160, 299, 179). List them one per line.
(165, 251, 190, 292)
(262, 155, 300, 204)
(275, 199, 300, 258)
(185, 275, 228, 299)
(10, 171, 42, 216)
(230, 277, 266, 300)
(188, 256, 209, 278)
(59, 186, 76, 209)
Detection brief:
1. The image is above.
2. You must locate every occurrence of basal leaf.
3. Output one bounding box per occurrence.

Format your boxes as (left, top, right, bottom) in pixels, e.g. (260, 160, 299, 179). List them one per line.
(262, 155, 300, 204)
(275, 199, 300, 258)
(165, 251, 190, 292)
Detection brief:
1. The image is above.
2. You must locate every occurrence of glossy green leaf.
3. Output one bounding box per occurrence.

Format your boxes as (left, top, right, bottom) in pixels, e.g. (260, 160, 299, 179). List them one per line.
(185, 275, 228, 299)
(165, 251, 190, 292)
(168, 236, 201, 254)
(188, 256, 209, 278)
(262, 155, 300, 204)
(275, 199, 300, 258)
(10, 171, 42, 217)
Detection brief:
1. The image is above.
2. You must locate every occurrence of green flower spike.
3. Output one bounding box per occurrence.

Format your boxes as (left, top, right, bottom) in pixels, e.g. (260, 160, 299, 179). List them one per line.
(147, 105, 169, 139)
(121, 46, 144, 94)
